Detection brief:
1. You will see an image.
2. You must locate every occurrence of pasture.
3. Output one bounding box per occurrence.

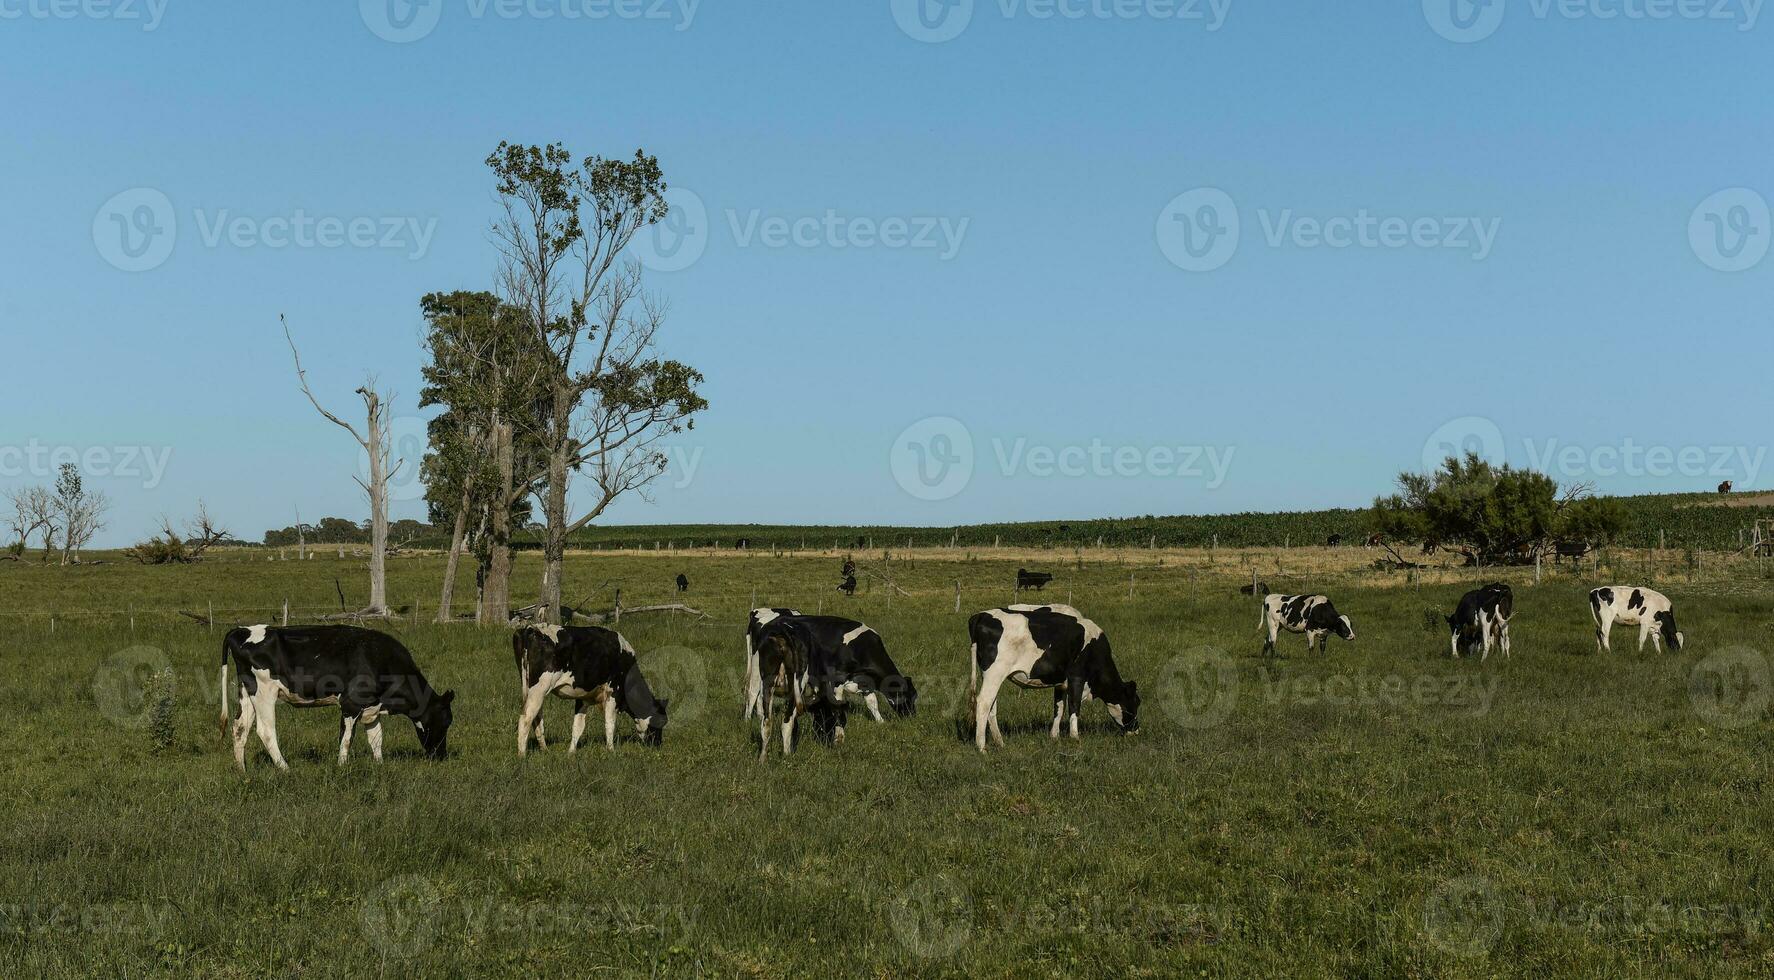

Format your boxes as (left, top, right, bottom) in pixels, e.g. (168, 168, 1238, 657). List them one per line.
(3, 546, 1772, 977)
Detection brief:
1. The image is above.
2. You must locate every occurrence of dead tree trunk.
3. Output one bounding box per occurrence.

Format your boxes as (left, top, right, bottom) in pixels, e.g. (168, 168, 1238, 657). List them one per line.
(436, 478, 473, 623)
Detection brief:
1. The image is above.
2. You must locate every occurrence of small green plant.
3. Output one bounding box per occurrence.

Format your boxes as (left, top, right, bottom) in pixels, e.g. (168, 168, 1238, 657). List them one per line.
(145, 667, 176, 751)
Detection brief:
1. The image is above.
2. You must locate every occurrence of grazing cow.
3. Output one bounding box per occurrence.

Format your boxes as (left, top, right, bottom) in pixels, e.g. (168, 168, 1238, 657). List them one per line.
(1326, 534, 1342, 547)
(676, 573, 689, 593)
(1238, 581, 1270, 597)
(1719, 480, 1734, 494)
(1260, 594, 1356, 655)
(743, 607, 801, 719)
(1015, 568, 1054, 591)
(1366, 533, 1384, 549)
(1447, 583, 1513, 660)
(751, 615, 915, 742)
(751, 617, 842, 759)
(966, 604, 1140, 753)
(837, 574, 857, 596)
(1589, 586, 1684, 654)
(734, 538, 751, 550)
(220, 625, 454, 771)
(514, 625, 668, 755)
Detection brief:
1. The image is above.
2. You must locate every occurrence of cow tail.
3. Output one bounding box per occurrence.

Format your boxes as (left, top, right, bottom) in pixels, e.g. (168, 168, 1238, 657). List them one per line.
(218, 637, 232, 739)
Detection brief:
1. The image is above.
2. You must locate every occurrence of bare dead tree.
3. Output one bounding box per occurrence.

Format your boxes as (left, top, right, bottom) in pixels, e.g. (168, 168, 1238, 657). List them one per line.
(281, 315, 394, 615)
(125, 503, 229, 564)
(5, 486, 56, 559)
(53, 464, 110, 565)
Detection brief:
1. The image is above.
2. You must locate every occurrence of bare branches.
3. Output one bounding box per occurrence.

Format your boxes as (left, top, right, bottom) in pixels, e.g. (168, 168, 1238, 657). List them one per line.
(281, 314, 368, 448)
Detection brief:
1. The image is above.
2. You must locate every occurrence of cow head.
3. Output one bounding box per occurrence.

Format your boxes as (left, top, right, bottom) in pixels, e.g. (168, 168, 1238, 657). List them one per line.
(621, 663, 669, 747)
(1656, 611, 1684, 652)
(1103, 680, 1141, 734)
(883, 674, 919, 717)
(414, 689, 455, 759)
(1334, 615, 1356, 642)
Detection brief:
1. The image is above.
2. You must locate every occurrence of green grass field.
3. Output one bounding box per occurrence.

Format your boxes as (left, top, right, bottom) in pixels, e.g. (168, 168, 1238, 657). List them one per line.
(3, 548, 1772, 977)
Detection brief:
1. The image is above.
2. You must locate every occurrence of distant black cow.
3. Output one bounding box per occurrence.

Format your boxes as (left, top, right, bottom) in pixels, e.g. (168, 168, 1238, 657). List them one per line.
(220, 625, 454, 771)
(734, 538, 751, 550)
(1326, 534, 1342, 547)
(1553, 540, 1591, 564)
(743, 607, 802, 720)
(1238, 581, 1270, 596)
(1719, 480, 1734, 494)
(676, 573, 689, 593)
(837, 574, 857, 596)
(1260, 594, 1356, 655)
(1448, 583, 1513, 660)
(514, 625, 668, 754)
(967, 604, 1139, 753)
(1015, 568, 1054, 591)
(1366, 533, 1384, 548)
(841, 558, 857, 577)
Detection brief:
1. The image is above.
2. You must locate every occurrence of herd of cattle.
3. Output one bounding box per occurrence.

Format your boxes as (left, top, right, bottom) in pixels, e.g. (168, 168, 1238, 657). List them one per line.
(216, 584, 1687, 770)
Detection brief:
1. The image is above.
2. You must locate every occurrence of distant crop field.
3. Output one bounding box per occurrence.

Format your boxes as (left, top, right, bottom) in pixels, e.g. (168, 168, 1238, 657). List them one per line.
(3, 548, 1772, 976)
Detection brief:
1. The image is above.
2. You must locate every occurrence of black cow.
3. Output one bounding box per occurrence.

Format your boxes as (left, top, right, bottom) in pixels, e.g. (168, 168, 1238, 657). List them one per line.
(1015, 568, 1054, 591)
(1448, 583, 1513, 660)
(1719, 480, 1734, 494)
(966, 604, 1140, 754)
(676, 573, 689, 593)
(1326, 534, 1342, 547)
(220, 625, 454, 771)
(1553, 540, 1591, 564)
(837, 574, 857, 596)
(514, 625, 668, 754)
(744, 607, 802, 720)
(1260, 594, 1356, 655)
(1238, 581, 1270, 596)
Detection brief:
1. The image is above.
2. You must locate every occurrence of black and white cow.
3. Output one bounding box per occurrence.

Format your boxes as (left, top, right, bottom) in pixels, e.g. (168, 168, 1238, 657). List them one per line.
(967, 604, 1140, 754)
(743, 607, 801, 720)
(751, 617, 842, 759)
(220, 625, 455, 771)
(1589, 586, 1684, 654)
(837, 574, 857, 596)
(1260, 594, 1356, 655)
(748, 613, 916, 745)
(1447, 583, 1513, 660)
(514, 625, 668, 755)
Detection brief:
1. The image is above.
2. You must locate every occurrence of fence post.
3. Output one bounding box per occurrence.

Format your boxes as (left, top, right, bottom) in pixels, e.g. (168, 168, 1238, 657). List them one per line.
(954, 580, 961, 613)
(209, 600, 214, 631)
(282, 600, 289, 626)
(614, 589, 622, 624)
(1128, 573, 1135, 600)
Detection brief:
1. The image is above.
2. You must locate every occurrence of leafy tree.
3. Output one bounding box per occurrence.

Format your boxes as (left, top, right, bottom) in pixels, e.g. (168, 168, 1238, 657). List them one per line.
(1556, 495, 1626, 545)
(487, 141, 708, 623)
(1372, 453, 1566, 564)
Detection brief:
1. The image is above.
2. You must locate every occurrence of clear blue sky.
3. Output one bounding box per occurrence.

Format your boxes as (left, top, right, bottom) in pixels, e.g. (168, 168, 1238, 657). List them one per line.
(3, 2, 1770, 546)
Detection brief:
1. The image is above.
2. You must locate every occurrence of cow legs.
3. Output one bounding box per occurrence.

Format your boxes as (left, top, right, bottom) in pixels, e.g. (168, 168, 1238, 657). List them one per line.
(782, 678, 801, 755)
(249, 687, 287, 771)
(231, 688, 256, 770)
(1262, 622, 1278, 657)
(1642, 622, 1661, 654)
(569, 700, 588, 753)
(1065, 682, 1084, 740)
(1499, 620, 1511, 658)
(1593, 609, 1613, 653)
(1478, 611, 1493, 663)
(1050, 692, 1065, 739)
(864, 692, 885, 723)
(743, 637, 760, 720)
(974, 661, 1014, 753)
(603, 697, 618, 749)
(1450, 628, 1462, 659)
(337, 714, 357, 765)
(365, 717, 384, 762)
(517, 679, 553, 757)
(758, 686, 773, 761)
